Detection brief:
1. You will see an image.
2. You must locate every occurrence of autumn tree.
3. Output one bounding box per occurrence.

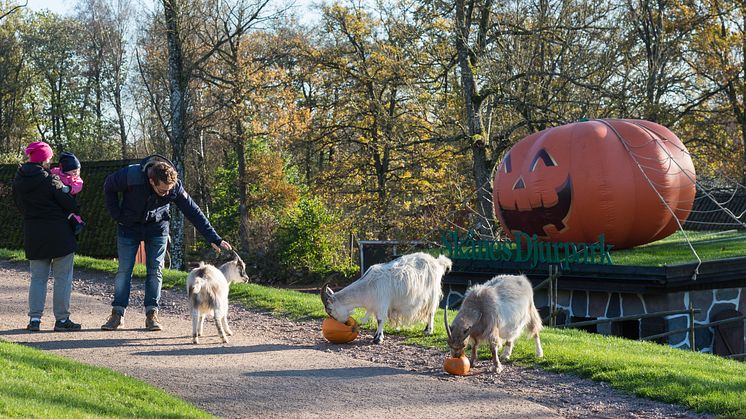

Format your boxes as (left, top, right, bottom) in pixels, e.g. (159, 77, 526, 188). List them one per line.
(21, 12, 121, 157)
(442, 0, 622, 236)
(686, 0, 746, 183)
(618, 0, 718, 124)
(0, 0, 25, 22)
(76, 0, 133, 158)
(198, 10, 301, 260)
(0, 4, 34, 157)
(134, 0, 271, 268)
(301, 1, 470, 241)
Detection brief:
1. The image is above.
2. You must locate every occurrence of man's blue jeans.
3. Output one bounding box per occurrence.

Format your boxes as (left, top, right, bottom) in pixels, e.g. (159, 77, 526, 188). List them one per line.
(111, 234, 168, 315)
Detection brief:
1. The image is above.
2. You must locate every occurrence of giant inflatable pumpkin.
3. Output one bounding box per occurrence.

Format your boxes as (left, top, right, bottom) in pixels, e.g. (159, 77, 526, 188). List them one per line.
(493, 119, 696, 249)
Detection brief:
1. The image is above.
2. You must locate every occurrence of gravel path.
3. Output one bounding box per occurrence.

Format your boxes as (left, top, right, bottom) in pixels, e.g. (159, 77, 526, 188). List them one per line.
(0, 260, 711, 418)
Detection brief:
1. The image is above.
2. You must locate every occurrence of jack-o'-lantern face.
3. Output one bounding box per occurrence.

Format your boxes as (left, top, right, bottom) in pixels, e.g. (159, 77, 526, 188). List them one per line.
(496, 147, 572, 238)
(492, 119, 697, 249)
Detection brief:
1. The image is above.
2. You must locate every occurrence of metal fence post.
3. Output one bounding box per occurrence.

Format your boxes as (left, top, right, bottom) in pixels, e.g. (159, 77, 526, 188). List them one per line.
(689, 300, 696, 351)
(548, 266, 555, 327)
(553, 266, 559, 325)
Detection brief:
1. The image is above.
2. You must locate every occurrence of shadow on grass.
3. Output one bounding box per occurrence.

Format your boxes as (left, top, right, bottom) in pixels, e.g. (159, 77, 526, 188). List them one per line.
(133, 343, 309, 356)
(1, 384, 142, 418)
(243, 366, 411, 379)
(0, 327, 168, 336)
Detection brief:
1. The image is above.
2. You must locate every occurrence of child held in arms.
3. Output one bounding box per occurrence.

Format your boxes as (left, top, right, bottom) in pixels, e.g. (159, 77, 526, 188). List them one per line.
(51, 152, 85, 235)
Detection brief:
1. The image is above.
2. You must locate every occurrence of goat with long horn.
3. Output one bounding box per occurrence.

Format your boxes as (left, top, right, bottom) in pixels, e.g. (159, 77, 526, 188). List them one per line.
(445, 274, 543, 373)
(321, 252, 452, 344)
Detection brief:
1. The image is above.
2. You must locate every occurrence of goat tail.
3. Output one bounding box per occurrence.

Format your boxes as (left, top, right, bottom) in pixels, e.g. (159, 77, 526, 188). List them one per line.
(191, 277, 205, 295)
(527, 296, 543, 337)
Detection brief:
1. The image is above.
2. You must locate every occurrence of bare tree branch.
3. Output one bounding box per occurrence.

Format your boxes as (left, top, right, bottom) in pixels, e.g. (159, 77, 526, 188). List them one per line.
(0, 0, 26, 22)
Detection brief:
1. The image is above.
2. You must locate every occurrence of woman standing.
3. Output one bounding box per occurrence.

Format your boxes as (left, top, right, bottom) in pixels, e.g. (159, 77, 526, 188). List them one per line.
(12, 141, 82, 332)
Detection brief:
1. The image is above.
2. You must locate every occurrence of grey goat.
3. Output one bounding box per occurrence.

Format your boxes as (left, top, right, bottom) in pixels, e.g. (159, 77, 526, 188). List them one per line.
(187, 252, 249, 344)
(444, 274, 544, 372)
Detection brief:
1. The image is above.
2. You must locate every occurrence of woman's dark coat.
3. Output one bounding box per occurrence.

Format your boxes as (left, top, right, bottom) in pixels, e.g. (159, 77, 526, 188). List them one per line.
(12, 162, 80, 260)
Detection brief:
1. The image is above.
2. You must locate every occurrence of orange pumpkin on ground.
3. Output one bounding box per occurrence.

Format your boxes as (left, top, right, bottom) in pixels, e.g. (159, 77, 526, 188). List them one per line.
(322, 317, 359, 343)
(443, 355, 470, 376)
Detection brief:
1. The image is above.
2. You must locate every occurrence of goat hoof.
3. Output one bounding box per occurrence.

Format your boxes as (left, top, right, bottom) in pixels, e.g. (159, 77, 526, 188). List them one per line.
(423, 327, 433, 336)
(372, 335, 383, 344)
(192, 337, 199, 344)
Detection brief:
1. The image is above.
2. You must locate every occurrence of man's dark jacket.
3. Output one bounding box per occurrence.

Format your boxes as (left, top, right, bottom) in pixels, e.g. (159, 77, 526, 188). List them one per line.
(103, 155, 222, 244)
(12, 162, 80, 260)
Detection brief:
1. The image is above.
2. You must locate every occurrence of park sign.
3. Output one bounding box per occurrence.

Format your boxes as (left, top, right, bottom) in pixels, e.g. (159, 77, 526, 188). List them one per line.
(440, 230, 614, 270)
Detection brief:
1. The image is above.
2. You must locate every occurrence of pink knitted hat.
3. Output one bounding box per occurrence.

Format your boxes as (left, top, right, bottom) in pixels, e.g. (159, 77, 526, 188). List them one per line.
(25, 142, 53, 163)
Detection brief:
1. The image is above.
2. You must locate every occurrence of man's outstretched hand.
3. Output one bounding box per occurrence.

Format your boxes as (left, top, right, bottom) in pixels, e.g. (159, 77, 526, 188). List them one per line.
(211, 240, 233, 252)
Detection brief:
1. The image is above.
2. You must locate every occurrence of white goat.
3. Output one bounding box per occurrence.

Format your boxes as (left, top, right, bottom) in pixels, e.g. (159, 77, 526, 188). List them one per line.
(445, 274, 543, 372)
(187, 253, 248, 344)
(321, 252, 452, 344)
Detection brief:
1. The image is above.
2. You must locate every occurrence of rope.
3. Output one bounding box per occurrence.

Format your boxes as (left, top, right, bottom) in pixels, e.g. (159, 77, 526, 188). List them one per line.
(632, 122, 746, 231)
(597, 119, 702, 279)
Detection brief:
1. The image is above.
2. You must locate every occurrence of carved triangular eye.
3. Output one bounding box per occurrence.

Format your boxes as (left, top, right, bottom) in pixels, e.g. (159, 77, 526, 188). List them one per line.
(530, 149, 557, 172)
(501, 154, 512, 173)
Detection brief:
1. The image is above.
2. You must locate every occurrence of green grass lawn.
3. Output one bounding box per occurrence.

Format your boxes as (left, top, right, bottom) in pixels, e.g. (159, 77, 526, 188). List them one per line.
(0, 248, 186, 290)
(611, 230, 746, 266)
(0, 340, 213, 418)
(2, 247, 745, 417)
(229, 281, 746, 418)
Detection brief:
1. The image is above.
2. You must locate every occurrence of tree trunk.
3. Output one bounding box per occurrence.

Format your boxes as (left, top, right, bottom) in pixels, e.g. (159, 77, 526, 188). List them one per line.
(195, 130, 210, 218)
(115, 88, 127, 158)
(95, 66, 103, 144)
(233, 121, 251, 253)
(742, 4, 746, 185)
(455, 0, 495, 237)
(163, 0, 189, 270)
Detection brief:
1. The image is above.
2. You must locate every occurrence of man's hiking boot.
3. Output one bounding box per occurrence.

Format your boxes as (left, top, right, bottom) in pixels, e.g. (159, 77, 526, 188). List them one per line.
(53, 318, 81, 332)
(145, 310, 162, 331)
(101, 309, 122, 331)
(26, 320, 41, 332)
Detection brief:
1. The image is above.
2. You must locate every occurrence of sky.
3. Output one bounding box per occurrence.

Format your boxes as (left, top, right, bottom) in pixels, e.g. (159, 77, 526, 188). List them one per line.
(26, 0, 80, 15)
(23, 0, 321, 22)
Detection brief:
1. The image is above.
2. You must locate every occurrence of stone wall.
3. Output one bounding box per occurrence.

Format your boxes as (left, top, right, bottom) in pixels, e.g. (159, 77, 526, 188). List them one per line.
(535, 286, 746, 355)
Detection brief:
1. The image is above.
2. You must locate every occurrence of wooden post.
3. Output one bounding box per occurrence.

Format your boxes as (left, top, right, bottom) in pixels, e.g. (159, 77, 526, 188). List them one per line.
(554, 266, 559, 325)
(689, 300, 696, 351)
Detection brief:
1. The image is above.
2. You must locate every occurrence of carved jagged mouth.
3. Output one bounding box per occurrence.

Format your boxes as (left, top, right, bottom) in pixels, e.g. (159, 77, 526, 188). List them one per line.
(498, 176, 572, 238)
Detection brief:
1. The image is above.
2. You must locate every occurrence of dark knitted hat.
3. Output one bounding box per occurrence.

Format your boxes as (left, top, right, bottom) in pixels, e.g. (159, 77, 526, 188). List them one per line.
(59, 152, 80, 172)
